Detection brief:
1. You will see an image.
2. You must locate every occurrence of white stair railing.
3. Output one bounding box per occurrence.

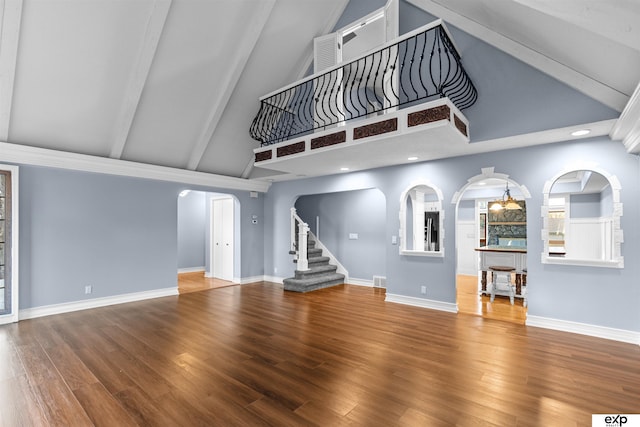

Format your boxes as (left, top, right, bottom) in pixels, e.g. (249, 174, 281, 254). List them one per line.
(290, 207, 309, 271)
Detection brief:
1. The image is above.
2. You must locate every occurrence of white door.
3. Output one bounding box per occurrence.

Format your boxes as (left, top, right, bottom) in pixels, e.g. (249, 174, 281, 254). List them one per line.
(211, 198, 234, 281)
(456, 220, 478, 276)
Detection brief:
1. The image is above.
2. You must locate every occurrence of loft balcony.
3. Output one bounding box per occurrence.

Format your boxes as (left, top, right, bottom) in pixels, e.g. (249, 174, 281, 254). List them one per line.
(250, 19, 477, 178)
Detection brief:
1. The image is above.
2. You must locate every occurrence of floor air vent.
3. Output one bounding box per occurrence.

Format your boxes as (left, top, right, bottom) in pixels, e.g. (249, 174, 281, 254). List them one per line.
(373, 276, 387, 288)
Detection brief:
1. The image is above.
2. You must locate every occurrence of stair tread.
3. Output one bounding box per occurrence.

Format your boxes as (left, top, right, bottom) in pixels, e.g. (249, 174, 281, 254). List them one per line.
(283, 273, 345, 286)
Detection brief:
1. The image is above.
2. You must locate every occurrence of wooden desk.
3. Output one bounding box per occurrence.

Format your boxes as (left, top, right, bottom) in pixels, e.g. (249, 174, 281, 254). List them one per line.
(475, 246, 527, 297)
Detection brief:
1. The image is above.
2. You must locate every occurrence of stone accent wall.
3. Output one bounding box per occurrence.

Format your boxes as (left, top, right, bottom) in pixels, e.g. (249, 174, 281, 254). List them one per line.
(487, 201, 527, 245)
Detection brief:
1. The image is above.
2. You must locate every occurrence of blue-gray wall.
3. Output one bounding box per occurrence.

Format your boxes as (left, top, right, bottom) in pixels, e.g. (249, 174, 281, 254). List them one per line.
(570, 193, 601, 219)
(295, 188, 386, 280)
(265, 138, 640, 333)
(177, 190, 206, 269)
(18, 166, 265, 309)
(399, 2, 618, 142)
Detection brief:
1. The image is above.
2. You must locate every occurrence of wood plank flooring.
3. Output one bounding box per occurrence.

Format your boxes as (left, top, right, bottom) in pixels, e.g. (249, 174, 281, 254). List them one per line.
(177, 271, 236, 294)
(2, 282, 639, 426)
(457, 274, 527, 324)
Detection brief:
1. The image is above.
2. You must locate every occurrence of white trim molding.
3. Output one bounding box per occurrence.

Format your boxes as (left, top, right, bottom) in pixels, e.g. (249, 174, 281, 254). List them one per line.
(385, 293, 457, 313)
(262, 275, 284, 285)
(527, 315, 640, 346)
(239, 276, 266, 285)
(610, 80, 640, 154)
(19, 287, 178, 321)
(541, 164, 623, 268)
(399, 179, 445, 257)
(177, 267, 205, 274)
(0, 141, 271, 193)
(0, 164, 19, 325)
(347, 278, 374, 287)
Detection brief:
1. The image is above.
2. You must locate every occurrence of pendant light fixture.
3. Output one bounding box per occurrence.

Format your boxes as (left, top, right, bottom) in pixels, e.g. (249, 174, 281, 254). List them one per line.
(490, 182, 522, 211)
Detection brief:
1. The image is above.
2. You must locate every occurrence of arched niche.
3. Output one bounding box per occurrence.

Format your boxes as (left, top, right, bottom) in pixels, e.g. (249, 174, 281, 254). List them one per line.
(399, 180, 444, 257)
(542, 166, 623, 268)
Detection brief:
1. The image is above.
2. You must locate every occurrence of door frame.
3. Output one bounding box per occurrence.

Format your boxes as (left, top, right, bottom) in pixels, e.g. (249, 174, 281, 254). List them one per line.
(0, 164, 19, 325)
(208, 196, 236, 282)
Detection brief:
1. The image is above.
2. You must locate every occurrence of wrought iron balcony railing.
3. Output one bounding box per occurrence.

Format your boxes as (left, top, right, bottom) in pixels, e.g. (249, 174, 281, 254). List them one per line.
(250, 19, 477, 146)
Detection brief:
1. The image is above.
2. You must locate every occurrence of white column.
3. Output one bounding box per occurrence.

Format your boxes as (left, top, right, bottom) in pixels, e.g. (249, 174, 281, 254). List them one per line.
(298, 222, 310, 271)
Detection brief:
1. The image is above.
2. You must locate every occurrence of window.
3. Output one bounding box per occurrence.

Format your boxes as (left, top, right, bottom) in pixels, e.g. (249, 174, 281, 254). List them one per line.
(542, 169, 623, 268)
(399, 181, 444, 257)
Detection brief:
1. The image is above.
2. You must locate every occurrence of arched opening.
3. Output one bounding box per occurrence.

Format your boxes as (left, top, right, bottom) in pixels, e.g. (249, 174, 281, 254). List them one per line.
(293, 188, 387, 288)
(541, 167, 623, 268)
(452, 168, 529, 324)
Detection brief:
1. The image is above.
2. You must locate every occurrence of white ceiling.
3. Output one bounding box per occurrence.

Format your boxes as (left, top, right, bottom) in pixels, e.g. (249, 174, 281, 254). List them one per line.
(1, 0, 639, 181)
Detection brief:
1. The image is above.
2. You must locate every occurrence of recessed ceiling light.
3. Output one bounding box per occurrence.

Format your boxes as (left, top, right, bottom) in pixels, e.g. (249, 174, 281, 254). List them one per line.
(571, 129, 591, 136)
(340, 167, 349, 171)
(407, 156, 418, 161)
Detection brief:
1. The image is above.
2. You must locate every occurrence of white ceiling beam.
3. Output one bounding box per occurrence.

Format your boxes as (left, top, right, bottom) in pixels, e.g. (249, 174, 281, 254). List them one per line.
(610, 81, 640, 154)
(2, 141, 271, 192)
(406, 0, 629, 112)
(109, 0, 172, 159)
(186, 0, 276, 171)
(0, 0, 23, 141)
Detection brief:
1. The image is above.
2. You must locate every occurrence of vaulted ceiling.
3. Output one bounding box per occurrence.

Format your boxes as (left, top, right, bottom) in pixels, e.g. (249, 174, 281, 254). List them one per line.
(1, 0, 639, 183)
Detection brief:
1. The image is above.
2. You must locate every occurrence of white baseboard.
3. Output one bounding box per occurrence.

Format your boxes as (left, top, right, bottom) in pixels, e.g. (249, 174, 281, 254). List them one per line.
(347, 278, 373, 287)
(178, 267, 205, 274)
(526, 315, 640, 345)
(238, 276, 266, 285)
(19, 287, 179, 320)
(263, 275, 284, 285)
(385, 293, 458, 313)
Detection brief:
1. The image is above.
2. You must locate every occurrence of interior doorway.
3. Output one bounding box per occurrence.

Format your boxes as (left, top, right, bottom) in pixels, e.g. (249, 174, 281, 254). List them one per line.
(210, 197, 234, 281)
(454, 171, 529, 324)
(177, 191, 238, 294)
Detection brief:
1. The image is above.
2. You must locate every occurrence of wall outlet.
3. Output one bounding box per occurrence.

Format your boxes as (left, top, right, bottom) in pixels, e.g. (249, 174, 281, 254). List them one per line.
(420, 285, 427, 294)
(274, 267, 277, 274)
(85, 285, 92, 294)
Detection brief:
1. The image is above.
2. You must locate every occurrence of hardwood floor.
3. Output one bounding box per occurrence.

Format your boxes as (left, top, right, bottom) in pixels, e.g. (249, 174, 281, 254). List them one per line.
(177, 271, 237, 294)
(2, 283, 638, 426)
(457, 274, 527, 324)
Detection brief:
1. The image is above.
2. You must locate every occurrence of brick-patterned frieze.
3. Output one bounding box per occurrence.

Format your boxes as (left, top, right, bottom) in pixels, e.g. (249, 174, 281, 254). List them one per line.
(407, 105, 450, 127)
(255, 150, 272, 162)
(353, 118, 398, 140)
(277, 141, 305, 157)
(311, 130, 346, 150)
(454, 114, 468, 137)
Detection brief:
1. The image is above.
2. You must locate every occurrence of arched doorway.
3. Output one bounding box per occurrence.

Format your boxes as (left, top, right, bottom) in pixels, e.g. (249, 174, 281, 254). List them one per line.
(452, 168, 530, 324)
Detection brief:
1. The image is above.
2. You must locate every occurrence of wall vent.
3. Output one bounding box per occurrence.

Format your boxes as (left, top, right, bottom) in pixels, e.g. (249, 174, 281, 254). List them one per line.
(373, 276, 387, 288)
